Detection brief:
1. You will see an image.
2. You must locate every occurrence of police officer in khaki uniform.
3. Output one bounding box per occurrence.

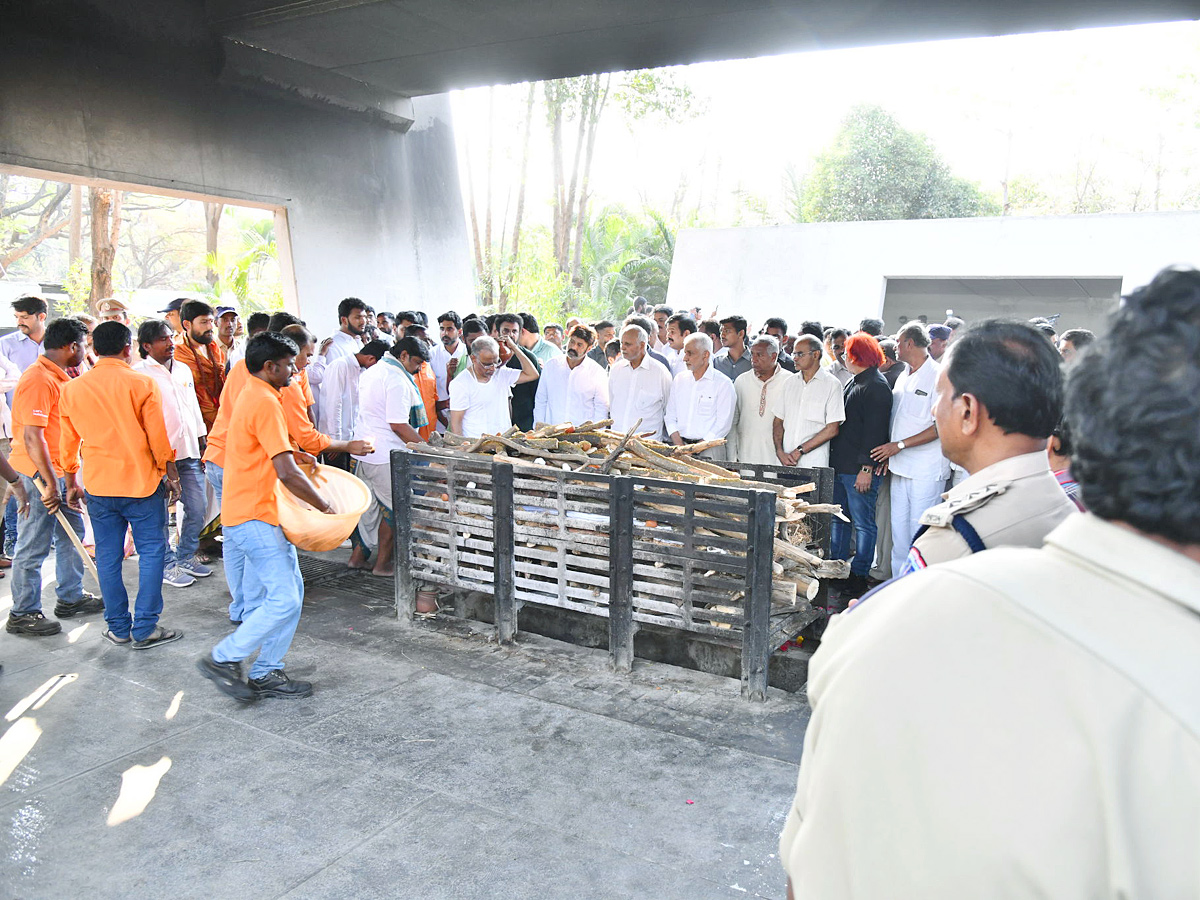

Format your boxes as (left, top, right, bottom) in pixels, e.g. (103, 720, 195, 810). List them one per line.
(896, 320, 1076, 576)
(781, 275, 1200, 898)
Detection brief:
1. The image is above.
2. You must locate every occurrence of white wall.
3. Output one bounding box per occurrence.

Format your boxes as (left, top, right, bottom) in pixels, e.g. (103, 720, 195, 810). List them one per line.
(667, 212, 1200, 331)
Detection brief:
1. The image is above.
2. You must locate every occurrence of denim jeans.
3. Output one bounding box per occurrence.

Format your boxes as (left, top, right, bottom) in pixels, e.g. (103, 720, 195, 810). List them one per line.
(87, 485, 168, 640)
(3, 493, 18, 555)
(9, 474, 86, 614)
(165, 457, 206, 566)
(214, 520, 304, 679)
(205, 461, 223, 505)
(832, 472, 883, 578)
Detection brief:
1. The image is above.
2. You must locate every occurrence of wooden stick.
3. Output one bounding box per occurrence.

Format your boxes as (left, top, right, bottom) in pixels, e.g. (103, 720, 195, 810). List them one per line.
(33, 474, 99, 583)
(598, 418, 642, 475)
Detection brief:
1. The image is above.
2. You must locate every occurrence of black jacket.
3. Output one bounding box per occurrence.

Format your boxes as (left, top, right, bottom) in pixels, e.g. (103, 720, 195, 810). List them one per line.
(829, 367, 893, 475)
(505, 345, 542, 431)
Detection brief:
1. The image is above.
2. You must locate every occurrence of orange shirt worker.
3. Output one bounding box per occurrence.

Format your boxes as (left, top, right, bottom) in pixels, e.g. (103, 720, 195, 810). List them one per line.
(5, 317, 102, 637)
(196, 332, 340, 703)
(278, 323, 372, 460)
(61, 322, 181, 649)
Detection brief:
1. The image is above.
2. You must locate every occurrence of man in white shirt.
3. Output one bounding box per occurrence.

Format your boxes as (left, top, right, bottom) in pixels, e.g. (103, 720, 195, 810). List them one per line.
(772, 334, 845, 469)
(664, 333, 736, 461)
(608, 324, 672, 439)
(309, 297, 368, 405)
(215, 306, 242, 367)
(533, 325, 609, 428)
(317, 339, 388, 447)
(729, 336, 791, 465)
(448, 336, 538, 438)
(869, 322, 950, 575)
(133, 319, 211, 588)
(663, 312, 696, 377)
(430, 311, 469, 432)
(826, 328, 853, 387)
(349, 337, 426, 577)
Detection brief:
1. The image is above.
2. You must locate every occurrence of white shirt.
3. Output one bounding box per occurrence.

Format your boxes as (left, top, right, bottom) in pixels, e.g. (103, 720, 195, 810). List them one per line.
(828, 359, 853, 388)
(316, 353, 364, 442)
(310, 330, 363, 392)
(608, 354, 673, 439)
(0, 349, 21, 439)
(729, 367, 791, 466)
(449, 366, 522, 438)
(889, 356, 949, 481)
(533, 354, 609, 427)
(133, 356, 207, 460)
(226, 339, 247, 370)
(772, 367, 846, 468)
(664, 364, 736, 442)
(352, 359, 422, 465)
(659, 345, 683, 376)
(430, 341, 468, 403)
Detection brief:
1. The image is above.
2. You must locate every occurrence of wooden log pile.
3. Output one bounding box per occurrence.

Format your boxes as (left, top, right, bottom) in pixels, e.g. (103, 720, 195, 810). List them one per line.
(406, 420, 849, 609)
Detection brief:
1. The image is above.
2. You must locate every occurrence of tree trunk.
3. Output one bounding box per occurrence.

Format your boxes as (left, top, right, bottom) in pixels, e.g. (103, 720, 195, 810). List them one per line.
(505, 82, 537, 310)
(547, 82, 567, 274)
(69, 184, 83, 263)
(464, 137, 485, 287)
(203, 201, 224, 286)
(89, 187, 123, 307)
(570, 74, 610, 286)
(484, 86, 495, 306)
(560, 75, 592, 274)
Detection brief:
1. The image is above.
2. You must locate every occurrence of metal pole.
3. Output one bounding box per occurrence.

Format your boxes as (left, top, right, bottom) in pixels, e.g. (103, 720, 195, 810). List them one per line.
(491, 460, 517, 644)
(391, 449, 415, 623)
(608, 476, 635, 673)
(742, 488, 775, 701)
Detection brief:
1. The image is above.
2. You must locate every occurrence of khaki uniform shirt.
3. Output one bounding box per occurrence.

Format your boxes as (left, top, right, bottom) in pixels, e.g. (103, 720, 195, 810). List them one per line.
(906, 450, 1077, 571)
(781, 514, 1200, 898)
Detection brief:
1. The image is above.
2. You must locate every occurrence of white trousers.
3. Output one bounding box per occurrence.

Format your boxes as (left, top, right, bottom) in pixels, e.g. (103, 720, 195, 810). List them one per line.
(890, 474, 947, 575)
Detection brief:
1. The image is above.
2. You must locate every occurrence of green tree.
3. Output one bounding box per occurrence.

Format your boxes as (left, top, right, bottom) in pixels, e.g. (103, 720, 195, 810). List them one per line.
(795, 104, 999, 223)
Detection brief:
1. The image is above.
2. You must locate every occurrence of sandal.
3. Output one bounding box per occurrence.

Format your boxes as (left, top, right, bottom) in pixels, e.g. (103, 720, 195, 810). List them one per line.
(103, 630, 132, 645)
(130, 626, 183, 650)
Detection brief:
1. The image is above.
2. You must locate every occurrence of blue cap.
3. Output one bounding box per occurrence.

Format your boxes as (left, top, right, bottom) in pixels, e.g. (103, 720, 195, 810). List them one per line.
(928, 324, 952, 341)
(216, 306, 238, 318)
(158, 298, 186, 313)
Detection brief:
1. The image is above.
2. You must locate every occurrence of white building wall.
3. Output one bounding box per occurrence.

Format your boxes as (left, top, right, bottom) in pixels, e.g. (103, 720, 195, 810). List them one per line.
(667, 212, 1200, 331)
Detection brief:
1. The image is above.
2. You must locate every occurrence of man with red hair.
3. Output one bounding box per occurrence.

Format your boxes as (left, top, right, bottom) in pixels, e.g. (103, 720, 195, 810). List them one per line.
(827, 333, 893, 601)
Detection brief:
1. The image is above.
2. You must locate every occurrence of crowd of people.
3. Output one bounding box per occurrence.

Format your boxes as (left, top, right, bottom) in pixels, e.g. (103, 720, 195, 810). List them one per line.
(0, 288, 1097, 699)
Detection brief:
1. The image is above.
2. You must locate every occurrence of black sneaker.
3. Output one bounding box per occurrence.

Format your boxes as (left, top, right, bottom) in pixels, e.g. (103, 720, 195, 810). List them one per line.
(249, 669, 313, 700)
(7, 611, 63, 636)
(54, 592, 104, 619)
(197, 655, 258, 703)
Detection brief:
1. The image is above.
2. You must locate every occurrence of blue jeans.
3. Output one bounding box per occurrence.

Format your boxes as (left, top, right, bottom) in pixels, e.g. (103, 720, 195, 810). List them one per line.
(832, 472, 883, 578)
(4, 493, 18, 554)
(9, 474, 86, 614)
(165, 457, 206, 566)
(214, 520, 304, 679)
(205, 461, 223, 505)
(87, 486, 168, 640)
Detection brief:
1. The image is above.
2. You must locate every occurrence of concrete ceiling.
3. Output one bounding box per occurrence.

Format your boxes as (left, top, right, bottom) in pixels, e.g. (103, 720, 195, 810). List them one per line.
(206, 0, 1200, 99)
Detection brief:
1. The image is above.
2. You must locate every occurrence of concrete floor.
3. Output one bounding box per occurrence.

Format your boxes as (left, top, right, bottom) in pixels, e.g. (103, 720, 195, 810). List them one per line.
(0, 549, 810, 899)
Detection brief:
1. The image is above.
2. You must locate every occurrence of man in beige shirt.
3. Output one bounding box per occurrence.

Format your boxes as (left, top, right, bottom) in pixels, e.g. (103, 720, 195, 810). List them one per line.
(780, 268, 1200, 898)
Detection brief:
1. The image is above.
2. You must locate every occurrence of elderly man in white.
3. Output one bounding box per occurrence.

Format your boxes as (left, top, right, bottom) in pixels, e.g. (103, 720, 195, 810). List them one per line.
(608, 324, 672, 439)
(533, 324, 609, 427)
(728, 335, 791, 465)
(664, 332, 736, 461)
(449, 335, 539, 438)
(772, 333, 845, 469)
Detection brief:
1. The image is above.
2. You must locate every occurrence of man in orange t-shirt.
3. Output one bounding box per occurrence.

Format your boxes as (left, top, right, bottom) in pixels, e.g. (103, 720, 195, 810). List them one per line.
(5, 317, 101, 637)
(278, 324, 372, 459)
(196, 332, 342, 703)
(173, 299, 226, 432)
(61, 321, 182, 649)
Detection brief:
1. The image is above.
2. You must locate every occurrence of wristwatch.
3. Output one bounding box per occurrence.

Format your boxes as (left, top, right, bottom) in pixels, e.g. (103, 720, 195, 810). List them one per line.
(897, 439, 907, 451)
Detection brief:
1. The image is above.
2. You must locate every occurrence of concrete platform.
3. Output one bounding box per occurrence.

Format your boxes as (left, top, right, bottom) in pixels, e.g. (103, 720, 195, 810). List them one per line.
(1, 551, 810, 899)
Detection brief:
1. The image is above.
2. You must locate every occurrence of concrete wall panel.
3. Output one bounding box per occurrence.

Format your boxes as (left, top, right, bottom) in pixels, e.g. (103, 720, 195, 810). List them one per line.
(0, 35, 473, 335)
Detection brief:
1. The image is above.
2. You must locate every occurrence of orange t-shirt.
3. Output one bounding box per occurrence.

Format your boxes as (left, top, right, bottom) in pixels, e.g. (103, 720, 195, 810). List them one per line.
(174, 335, 226, 431)
(282, 369, 331, 455)
(221, 375, 293, 528)
(415, 361, 437, 441)
(60, 358, 174, 498)
(202, 360, 250, 470)
(9, 355, 71, 479)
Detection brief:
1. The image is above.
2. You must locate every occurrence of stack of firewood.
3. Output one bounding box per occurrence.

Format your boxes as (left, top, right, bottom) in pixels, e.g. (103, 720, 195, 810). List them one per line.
(407, 420, 848, 607)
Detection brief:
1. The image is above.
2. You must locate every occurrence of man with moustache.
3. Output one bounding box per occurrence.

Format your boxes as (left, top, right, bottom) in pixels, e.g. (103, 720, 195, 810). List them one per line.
(430, 311, 468, 432)
(664, 312, 697, 376)
(173, 299, 226, 432)
(534, 324, 609, 427)
(309, 296, 369, 407)
(492, 312, 541, 431)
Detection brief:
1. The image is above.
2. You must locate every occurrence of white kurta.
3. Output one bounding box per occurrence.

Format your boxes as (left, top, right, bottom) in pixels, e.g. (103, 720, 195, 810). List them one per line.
(728, 367, 790, 465)
(316, 353, 364, 442)
(663, 365, 736, 442)
(532, 354, 609, 427)
(771, 367, 846, 468)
